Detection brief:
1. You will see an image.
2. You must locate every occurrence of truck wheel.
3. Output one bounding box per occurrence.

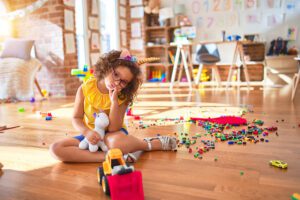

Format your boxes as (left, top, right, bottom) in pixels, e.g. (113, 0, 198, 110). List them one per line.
(102, 176, 110, 196)
(97, 167, 104, 185)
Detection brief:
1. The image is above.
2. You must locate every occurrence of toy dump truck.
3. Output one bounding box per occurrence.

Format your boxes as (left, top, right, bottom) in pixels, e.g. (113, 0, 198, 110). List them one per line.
(97, 148, 144, 200)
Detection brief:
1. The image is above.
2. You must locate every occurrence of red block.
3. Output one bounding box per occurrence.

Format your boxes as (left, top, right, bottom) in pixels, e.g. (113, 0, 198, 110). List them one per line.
(108, 171, 144, 200)
(191, 116, 247, 125)
(127, 108, 132, 116)
(134, 115, 141, 120)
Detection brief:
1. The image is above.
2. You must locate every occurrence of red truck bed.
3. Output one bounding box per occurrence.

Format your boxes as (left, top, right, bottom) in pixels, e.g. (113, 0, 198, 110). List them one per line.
(107, 171, 144, 200)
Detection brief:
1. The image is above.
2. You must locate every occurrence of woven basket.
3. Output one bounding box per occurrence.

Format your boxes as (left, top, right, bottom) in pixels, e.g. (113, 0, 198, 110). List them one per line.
(242, 43, 265, 61)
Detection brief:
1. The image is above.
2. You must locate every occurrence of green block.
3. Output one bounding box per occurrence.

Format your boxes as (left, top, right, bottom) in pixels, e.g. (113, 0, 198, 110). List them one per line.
(18, 107, 25, 112)
(71, 69, 81, 75)
(291, 193, 300, 200)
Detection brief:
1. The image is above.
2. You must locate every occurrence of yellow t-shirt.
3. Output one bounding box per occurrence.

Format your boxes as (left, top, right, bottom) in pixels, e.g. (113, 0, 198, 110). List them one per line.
(81, 77, 127, 130)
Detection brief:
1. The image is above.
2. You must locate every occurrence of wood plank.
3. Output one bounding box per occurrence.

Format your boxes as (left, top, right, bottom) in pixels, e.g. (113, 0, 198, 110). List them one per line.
(0, 84, 300, 199)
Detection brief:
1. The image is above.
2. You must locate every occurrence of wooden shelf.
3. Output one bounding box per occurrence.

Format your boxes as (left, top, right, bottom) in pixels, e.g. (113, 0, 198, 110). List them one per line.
(129, 5, 143, 8)
(145, 44, 177, 49)
(143, 16, 178, 82)
(145, 45, 167, 48)
(168, 25, 193, 29)
(144, 63, 173, 67)
(145, 26, 167, 31)
(168, 25, 181, 29)
(120, 0, 196, 82)
(144, 26, 188, 32)
(167, 45, 177, 49)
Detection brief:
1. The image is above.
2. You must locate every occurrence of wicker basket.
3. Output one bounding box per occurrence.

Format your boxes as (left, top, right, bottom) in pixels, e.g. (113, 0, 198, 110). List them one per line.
(242, 43, 265, 61)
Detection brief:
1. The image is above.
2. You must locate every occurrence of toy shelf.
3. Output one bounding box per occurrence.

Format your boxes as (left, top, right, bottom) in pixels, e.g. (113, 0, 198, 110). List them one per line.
(122, 0, 193, 83)
(144, 63, 173, 83)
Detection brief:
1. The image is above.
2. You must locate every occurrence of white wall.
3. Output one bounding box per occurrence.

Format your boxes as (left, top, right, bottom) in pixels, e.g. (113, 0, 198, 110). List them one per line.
(161, 0, 300, 51)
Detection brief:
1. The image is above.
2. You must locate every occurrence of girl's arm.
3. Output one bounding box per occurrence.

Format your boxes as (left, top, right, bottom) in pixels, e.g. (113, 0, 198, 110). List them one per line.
(108, 102, 128, 132)
(72, 86, 101, 145)
(72, 86, 90, 135)
(108, 90, 128, 132)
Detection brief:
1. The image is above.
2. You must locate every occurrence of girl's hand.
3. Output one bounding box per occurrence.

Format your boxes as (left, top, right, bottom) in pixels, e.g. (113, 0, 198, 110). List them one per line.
(85, 130, 101, 145)
(109, 88, 120, 105)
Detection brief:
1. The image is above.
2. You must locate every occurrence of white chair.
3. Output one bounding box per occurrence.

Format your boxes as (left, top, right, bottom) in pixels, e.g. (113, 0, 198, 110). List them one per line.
(194, 43, 221, 86)
(264, 55, 298, 86)
(170, 42, 193, 90)
(0, 39, 43, 100)
(0, 58, 43, 100)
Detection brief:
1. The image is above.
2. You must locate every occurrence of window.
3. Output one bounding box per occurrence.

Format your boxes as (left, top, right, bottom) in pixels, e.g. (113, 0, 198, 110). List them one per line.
(100, 0, 119, 52)
(0, 1, 11, 39)
(75, 0, 119, 68)
(75, 0, 89, 68)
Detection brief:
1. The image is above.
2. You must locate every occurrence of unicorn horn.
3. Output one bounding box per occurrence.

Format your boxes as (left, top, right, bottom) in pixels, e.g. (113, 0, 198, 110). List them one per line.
(137, 57, 160, 65)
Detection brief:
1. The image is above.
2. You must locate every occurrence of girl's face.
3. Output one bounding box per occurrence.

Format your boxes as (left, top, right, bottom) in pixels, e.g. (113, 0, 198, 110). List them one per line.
(104, 66, 133, 92)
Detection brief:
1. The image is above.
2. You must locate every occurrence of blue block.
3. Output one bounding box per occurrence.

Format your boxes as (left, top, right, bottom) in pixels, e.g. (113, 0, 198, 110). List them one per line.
(45, 116, 52, 121)
(77, 74, 86, 77)
(228, 141, 235, 145)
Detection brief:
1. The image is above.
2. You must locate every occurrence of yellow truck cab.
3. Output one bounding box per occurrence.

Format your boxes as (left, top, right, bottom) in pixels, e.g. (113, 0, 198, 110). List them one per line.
(102, 148, 126, 176)
(98, 148, 135, 195)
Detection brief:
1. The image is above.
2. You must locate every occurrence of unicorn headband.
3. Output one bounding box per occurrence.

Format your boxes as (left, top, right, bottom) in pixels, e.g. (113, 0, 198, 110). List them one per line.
(118, 49, 160, 65)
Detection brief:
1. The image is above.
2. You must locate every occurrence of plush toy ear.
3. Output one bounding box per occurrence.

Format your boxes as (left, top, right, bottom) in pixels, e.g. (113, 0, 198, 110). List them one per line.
(93, 112, 97, 118)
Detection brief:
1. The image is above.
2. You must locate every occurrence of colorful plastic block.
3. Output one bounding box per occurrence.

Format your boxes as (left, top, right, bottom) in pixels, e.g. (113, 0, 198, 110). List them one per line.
(18, 107, 25, 112)
(45, 116, 52, 121)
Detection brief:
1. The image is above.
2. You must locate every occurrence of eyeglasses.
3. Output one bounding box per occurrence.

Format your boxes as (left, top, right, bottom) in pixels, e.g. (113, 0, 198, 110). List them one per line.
(111, 68, 129, 88)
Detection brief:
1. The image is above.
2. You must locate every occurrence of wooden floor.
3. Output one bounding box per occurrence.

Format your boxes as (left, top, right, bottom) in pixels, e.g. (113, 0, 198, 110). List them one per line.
(0, 84, 300, 200)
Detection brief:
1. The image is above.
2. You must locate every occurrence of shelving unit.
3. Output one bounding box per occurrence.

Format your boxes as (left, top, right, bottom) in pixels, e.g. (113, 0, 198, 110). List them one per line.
(120, 0, 190, 82)
(142, 14, 184, 82)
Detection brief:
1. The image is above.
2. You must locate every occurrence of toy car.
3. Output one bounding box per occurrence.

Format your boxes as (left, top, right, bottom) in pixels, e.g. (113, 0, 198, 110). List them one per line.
(244, 135, 256, 142)
(205, 140, 215, 149)
(97, 148, 144, 200)
(253, 119, 264, 126)
(269, 160, 288, 169)
(265, 126, 278, 131)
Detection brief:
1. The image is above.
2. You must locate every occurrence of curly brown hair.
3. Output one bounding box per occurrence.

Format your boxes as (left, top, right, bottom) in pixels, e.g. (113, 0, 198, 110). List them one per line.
(94, 50, 142, 104)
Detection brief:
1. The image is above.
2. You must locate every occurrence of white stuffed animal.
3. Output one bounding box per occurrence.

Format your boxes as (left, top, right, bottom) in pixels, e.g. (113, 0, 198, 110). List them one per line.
(79, 112, 109, 152)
